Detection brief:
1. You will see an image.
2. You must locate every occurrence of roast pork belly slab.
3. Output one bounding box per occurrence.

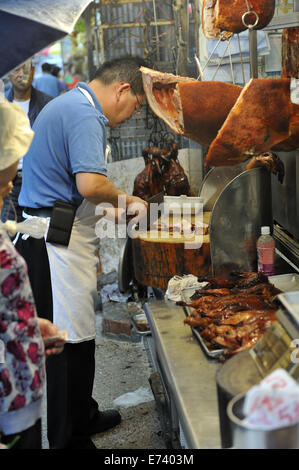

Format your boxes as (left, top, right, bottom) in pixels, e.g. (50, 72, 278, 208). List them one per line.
(281, 27, 299, 80)
(273, 103, 299, 151)
(141, 66, 242, 146)
(202, 0, 275, 39)
(205, 78, 294, 167)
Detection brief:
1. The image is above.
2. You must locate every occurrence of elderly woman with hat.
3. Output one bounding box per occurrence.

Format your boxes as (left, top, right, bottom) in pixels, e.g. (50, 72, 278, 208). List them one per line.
(0, 98, 64, 449)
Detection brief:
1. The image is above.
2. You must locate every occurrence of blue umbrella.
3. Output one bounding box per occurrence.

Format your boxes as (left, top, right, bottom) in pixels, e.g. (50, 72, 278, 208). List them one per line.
(0, 0, 92, 77)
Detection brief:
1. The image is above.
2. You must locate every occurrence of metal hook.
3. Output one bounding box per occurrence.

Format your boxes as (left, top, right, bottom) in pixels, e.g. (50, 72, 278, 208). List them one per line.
(242, 10, 259, 30)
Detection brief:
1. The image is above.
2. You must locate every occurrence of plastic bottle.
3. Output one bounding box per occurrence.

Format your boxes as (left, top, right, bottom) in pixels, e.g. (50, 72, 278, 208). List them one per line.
(256, 226, 275, 276)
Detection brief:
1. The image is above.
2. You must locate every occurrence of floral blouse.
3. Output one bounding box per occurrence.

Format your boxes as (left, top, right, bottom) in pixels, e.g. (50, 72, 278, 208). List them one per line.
(0, 227, 45, 416)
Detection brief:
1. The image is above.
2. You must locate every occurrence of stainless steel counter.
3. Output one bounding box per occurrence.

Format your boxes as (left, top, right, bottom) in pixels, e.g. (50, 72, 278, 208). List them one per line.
(144, 299, 222, 449)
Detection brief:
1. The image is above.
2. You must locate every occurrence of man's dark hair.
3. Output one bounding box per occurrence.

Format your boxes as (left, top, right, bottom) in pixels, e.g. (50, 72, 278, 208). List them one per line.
(51, 65, 61, 77)
(42, 62, 53, 73)
(93, 55, 149, 96)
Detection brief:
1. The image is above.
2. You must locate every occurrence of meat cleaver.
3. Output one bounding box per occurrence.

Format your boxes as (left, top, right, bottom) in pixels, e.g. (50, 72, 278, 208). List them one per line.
(145, 192, 164, 229)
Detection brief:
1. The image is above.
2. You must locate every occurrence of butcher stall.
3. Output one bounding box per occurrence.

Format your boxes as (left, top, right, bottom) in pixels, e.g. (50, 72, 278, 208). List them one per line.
(119, 0, 299, 449)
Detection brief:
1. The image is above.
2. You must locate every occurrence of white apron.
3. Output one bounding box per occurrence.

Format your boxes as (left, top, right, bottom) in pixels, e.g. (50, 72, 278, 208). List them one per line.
(46, 200, 101, 343)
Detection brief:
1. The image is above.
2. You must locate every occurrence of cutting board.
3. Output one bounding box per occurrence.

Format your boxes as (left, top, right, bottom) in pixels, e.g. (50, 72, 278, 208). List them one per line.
(132, 212, 212, 289)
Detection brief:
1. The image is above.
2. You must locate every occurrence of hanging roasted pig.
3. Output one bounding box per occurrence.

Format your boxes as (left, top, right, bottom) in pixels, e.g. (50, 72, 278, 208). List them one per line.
(141, 68, 299, 174)
(202, 0, 275, 39)
(281, 27, 299, 80)
(133, 143, 193, 201)
(141, 66, 242, 147)
(273, 27, 299, 152)
(205, 78, 299, 167)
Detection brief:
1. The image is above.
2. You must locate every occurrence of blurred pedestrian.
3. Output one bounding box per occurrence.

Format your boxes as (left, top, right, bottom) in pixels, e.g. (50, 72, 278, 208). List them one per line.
(51, 65, 67, 94)
(33, 62, 60, 98)
(2, 60, 52, 223)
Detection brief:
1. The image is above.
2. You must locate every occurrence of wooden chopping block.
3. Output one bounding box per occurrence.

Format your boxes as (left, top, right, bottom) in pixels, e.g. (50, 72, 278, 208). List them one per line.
(132, 213, 212, 289)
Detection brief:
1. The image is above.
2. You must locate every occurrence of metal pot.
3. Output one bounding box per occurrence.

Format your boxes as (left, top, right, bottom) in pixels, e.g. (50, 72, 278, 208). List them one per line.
(227, 393, 299, 449)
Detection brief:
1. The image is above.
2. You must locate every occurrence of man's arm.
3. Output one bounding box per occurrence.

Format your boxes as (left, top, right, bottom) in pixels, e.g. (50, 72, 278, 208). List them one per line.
(76, 172, 147, 213)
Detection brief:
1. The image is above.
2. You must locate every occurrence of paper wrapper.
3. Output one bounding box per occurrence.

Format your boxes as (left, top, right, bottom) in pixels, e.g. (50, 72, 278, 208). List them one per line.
(243, 369, 299, 430)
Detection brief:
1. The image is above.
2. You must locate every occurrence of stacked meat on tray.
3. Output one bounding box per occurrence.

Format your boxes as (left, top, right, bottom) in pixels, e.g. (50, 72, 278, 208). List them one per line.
(179, 272, 281, 359)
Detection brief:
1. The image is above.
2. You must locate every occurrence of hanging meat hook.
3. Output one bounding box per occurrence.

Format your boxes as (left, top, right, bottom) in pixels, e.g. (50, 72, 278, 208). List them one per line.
(242, 0, 260, 30)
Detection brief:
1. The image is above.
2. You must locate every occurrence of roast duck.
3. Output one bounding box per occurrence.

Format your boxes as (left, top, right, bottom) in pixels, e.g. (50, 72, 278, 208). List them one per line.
(133, 142, 194, 201)
(178, 271, 281, 359)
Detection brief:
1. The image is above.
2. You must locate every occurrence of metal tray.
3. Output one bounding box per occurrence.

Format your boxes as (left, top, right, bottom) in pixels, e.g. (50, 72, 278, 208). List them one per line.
(131, 313, 151, 336)
(181, 287, 224, 359)
(181, 274, 299, 359)
(268, 273, 299, 293)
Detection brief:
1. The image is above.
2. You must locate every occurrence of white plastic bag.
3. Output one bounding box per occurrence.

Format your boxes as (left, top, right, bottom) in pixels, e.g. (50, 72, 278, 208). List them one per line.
(112, 386, 154, 408)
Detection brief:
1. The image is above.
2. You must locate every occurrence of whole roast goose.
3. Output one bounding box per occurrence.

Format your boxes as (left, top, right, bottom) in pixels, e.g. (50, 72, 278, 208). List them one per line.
(133, 143, 193, 201)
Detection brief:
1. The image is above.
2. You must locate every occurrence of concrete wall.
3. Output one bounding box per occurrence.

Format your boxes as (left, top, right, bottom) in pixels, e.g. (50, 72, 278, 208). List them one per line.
(98, 147, 204, 274)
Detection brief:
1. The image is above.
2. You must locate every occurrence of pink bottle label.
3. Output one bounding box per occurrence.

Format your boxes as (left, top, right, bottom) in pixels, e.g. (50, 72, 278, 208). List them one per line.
(257, 242, 275, 275)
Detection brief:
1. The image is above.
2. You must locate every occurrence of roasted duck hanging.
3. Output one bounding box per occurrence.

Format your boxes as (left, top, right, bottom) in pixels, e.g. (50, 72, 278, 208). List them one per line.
(201, 0, 275, 39)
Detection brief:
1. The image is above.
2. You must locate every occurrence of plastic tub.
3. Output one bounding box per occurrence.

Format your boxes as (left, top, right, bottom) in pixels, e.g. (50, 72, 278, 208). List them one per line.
(164, 195, 204, 215)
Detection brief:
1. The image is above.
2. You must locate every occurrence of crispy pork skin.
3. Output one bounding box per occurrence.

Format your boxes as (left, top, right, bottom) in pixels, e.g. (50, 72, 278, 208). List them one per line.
(273, 103, 299, 151)
(141, 66, 242, 146)
(178, 81, 242, 146)
(281, 27, 299, 80)
(141, 68, 299, 161)
(205, 78, 293, 167)
(202, 0, 275, 38)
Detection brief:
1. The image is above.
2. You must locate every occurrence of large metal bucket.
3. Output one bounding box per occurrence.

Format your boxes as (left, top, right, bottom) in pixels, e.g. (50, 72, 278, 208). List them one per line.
(227, 393, 299, 449)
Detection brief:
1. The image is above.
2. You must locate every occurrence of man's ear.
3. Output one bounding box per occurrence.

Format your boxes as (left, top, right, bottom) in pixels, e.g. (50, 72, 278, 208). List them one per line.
(115, 82, 131, 101)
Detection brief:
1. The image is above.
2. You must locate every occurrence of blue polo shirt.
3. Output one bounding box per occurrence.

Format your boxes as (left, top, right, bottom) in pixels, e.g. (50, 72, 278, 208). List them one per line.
(33, 73, 60, 98)
(19, 82, 108, 208)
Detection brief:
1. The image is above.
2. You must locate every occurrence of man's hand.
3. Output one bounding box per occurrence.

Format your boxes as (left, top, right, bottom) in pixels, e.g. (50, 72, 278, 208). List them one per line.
(37, 318, 66, 357)
(125, 195, 148, 224)
(98, 195, 148, 225)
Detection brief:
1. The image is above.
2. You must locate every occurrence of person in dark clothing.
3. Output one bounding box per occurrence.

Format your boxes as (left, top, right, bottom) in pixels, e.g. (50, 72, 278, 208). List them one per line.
(50, 64, 67, 94)
(2, 60, 52, 223)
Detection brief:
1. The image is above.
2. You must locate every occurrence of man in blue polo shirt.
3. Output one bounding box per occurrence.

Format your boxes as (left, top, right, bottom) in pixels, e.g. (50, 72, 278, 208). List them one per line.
(17, 55, 148, 449)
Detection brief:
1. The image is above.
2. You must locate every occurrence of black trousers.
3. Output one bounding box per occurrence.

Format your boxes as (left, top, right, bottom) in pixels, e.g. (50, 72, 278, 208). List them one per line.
(2, 419, 42, 449)
(1, 173, 24, 223)
(46, 340, 99, 449)
(15, 235, 53, 321)
(15, 236, 99, 449)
